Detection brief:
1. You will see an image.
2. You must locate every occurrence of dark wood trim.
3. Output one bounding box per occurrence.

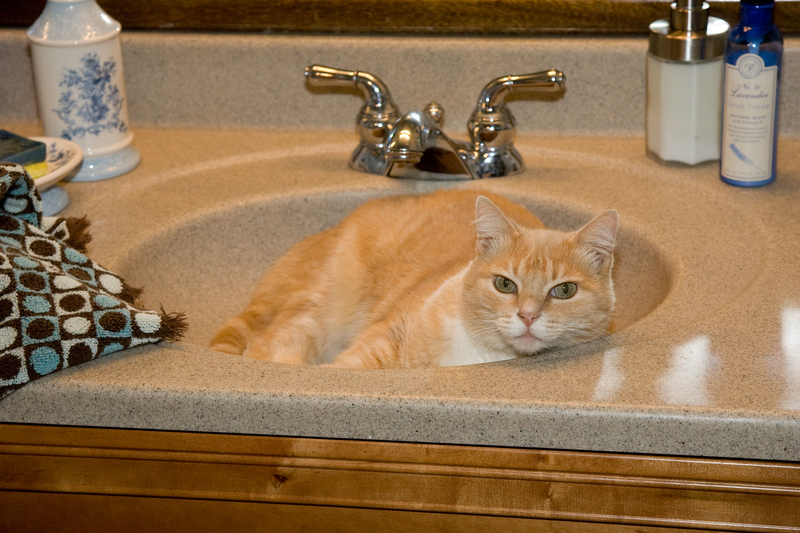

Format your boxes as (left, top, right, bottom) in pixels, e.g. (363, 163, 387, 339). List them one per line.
(2, 423, 800, 531)
(0, 492, 742, 533)
(2, 0, 800, 36)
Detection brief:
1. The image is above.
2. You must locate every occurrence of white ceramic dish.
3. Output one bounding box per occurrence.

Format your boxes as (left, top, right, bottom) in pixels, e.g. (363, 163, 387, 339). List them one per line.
(30, 136, 83, 191)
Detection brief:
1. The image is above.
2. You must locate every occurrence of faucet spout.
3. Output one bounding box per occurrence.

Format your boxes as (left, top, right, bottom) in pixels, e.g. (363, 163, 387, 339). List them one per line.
(383, 106, 472, 179)
(384, 111, 429, 166)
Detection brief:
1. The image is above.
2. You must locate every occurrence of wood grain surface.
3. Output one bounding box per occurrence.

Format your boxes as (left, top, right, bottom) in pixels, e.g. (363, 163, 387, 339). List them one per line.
(2, 0, 799, 35)
(2, 423, 799, 532)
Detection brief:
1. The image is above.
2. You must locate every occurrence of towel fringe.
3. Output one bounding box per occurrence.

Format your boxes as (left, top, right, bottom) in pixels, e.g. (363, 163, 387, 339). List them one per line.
(64, 216, 92, 253)
(159, 306, 188, 342)
(119, 284, 144, 305)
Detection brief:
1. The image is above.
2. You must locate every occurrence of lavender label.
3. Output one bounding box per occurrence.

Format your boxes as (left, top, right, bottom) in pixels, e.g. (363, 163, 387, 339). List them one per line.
(721, 54, 778, 182)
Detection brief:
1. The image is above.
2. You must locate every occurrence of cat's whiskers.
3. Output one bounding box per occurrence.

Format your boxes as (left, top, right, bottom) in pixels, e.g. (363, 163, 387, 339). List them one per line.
(551, 319, 609, 344)
(463, 317, 504, 351)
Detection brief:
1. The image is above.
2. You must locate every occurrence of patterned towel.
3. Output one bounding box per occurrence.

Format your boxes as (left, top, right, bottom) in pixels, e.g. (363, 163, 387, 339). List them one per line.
(0, 162, 186, 399)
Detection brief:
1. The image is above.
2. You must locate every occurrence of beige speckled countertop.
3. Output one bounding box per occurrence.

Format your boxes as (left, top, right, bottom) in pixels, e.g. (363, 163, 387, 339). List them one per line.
(0, 126, 798, 461)
(1, 30, 799, 461)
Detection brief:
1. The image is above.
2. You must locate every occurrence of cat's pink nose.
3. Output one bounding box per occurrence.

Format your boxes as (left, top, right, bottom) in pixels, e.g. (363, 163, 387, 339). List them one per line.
(518, 310, 540, 327)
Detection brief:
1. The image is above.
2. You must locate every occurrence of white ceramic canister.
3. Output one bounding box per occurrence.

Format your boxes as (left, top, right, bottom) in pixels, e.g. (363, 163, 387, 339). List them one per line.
(646, 0, 729, 166)
(646, 54, 725, 165)
(27, 0, 140, 181)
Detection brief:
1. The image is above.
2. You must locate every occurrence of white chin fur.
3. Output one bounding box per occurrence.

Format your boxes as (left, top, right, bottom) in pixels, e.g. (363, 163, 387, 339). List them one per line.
(501, 319, 549, 355)
(509, 336, 546, 355)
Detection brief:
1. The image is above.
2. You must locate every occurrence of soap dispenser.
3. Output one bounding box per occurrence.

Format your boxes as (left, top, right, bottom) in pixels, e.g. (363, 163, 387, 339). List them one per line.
(646, 0, 730, 166)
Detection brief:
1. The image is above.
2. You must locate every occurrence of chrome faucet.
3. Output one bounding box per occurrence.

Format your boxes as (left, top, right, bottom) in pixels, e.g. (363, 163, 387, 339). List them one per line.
(304, 65, 565, 180)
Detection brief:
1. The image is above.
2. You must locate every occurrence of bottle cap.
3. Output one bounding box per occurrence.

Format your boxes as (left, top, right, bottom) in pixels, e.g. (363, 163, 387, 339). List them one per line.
(649, 0, 730, 62)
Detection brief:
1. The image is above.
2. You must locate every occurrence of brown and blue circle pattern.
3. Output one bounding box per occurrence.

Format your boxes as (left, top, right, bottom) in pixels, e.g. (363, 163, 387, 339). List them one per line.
(0, 163, 186, 399)
(0, 164, 40, 228)
(25, 236, 62, 262)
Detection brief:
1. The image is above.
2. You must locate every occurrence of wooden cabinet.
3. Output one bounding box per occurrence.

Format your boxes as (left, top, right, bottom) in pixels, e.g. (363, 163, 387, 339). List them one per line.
(2, 423, 799, 532)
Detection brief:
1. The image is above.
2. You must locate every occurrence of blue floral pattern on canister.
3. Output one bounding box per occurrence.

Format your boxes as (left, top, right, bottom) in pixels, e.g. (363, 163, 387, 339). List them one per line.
(53, 53, 128, 141)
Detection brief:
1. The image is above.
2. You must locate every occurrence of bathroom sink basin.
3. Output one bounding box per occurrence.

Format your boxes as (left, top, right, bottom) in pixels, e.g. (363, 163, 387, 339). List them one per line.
(118, 189, 673, 350)
(110, 133, 766, 367)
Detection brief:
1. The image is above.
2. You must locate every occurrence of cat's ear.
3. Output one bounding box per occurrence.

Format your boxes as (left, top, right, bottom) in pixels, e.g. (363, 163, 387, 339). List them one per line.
(573, 210, 619, 273)
(475, 196, 519, 257)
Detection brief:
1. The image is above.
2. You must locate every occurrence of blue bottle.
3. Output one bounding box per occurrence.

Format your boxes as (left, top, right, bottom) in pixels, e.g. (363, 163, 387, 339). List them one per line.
(720, 0, 783, 187)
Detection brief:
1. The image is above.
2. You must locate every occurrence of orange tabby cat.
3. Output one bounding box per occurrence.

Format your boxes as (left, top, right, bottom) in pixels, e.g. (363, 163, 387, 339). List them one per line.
(210, 190, 618, 368)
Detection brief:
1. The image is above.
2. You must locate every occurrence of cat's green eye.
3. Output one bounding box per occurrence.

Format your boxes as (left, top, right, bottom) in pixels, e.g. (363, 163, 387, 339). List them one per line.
(494, 276, 517, 293)
(551, 282, 577, 299)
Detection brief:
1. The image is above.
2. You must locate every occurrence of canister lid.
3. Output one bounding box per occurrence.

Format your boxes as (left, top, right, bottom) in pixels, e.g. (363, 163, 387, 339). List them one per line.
(27, 0, 121, 46)
(649, 15, 730, 62)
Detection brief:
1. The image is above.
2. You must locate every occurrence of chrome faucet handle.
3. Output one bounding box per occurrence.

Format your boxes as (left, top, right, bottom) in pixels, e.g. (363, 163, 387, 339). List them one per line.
(475, 70, 565, 113)
(467, 69, 565, 178)
(304, 65, 399, 148)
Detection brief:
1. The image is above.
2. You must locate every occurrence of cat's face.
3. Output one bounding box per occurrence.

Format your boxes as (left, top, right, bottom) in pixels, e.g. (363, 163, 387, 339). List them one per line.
(461, 198, 618, 356)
